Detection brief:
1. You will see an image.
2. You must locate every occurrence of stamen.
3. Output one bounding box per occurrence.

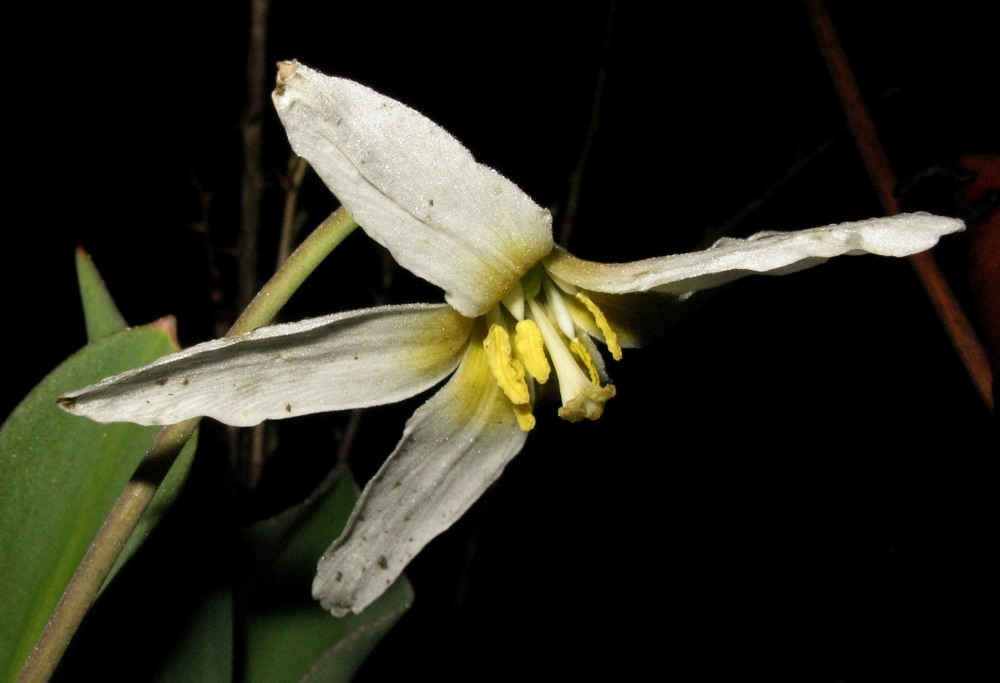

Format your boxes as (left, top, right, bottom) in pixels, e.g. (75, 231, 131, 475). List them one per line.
(569, 339, 601, 384)
(575, 293, 622, 360)
(547, 271, 577, 294)
(527, 298, 615, 422)
(513, 404, 536, 431)
(575, 333, 610, 384)
(501, 280, 525, 321)
(513, 319, 551, 383)
(543, 277, 577, 338)
(482, 324, 530, 405)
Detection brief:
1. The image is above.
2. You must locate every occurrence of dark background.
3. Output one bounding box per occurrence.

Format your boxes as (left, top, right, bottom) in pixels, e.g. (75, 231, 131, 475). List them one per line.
(7, 2, 995, 681)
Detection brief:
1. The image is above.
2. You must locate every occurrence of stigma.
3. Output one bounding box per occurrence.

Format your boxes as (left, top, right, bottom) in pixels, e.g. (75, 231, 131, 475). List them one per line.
(482, 267, 620, 431)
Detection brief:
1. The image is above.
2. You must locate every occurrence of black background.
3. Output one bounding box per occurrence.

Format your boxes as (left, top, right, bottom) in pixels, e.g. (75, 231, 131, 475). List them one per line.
(6, 2, 995, 681)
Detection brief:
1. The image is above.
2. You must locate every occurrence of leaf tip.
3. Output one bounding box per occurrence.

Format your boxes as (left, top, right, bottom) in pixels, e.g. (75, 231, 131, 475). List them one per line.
(75, 247, 129, 340)
(146, 316, 180, 349)
(74, 246, 96, 279)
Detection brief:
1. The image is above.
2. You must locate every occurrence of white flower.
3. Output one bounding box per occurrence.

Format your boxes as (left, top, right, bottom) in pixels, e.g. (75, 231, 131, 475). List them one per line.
(59, 61, 963, 617)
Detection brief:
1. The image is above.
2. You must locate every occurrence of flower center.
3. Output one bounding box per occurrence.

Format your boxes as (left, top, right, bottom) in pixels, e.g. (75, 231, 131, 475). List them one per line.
(482, 267, 620, 432)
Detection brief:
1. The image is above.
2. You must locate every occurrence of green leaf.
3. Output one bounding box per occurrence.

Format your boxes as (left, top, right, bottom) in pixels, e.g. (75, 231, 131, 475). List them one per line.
(149, 584, 234, 683)
(72, 249, 198, 586)
(243, 467, 414, 683)
(104, 423, 197, 591)
(0, 322, 195, 681)
(75, 247, 128, 341)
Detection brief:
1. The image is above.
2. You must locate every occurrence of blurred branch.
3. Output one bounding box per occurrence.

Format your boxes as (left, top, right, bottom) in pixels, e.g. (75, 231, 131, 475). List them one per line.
(238, 0, 270, 312)
(277, 156, 310, 268)
(804, 0, 993, 414)
(239, 0, 272, 491)
(559, 1, 616, 246)
(704, 135, 839, 247)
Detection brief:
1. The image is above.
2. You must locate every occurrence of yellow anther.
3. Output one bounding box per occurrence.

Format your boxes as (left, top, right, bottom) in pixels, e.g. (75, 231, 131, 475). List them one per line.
(513, 319, 551, 383)
(513, 403, 536, 431)
(569, 339, 601, 385)
(575, 293, 622, 361)
(483, 324, 530, 405)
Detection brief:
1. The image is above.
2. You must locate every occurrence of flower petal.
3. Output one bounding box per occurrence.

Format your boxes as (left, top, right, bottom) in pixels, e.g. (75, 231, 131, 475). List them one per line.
(273, 61, 554, 317)
(312, 322, 527, 616)
(58, 304, 472, 427)
(545, 213, 964, 295)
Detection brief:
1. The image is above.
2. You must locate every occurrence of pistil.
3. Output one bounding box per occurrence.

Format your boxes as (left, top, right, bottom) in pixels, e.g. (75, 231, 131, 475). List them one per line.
(526, 298, 615, 422)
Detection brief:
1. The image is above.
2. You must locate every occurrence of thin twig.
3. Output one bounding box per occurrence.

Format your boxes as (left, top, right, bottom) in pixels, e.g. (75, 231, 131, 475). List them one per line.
(239, 0, 272, 492)
(704, 135, 839, 248)
(277, 156, 311, 268)
(238, 0, 271, 312)
(186, 174, 231, 340)
(559, 1, 616, 246)
(803, 0, 993, 413)
(335, 409, 364, 467)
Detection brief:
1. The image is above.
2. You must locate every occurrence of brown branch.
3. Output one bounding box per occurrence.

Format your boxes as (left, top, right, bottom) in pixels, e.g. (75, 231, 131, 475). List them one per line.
(238, 0, 270, 312)
(804, 0, 993, 413)
(239, 0, 272, 491)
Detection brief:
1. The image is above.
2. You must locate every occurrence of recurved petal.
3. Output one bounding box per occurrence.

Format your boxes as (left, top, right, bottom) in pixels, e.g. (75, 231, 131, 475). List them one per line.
(545, 213, 964, 295)
(312, 322, 527, 617)
(273, 61, 553, 318)
(58, 304, 473, 427)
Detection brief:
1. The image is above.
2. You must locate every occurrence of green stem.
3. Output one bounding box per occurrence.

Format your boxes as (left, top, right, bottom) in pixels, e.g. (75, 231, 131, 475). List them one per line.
(231, 208, 359, 335)
(18, 207, 359, 683)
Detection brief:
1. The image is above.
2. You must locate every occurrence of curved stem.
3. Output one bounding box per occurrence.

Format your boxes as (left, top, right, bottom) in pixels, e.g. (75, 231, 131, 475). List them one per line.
(19, 207, 359, 682)
(231, 208, 359, 336)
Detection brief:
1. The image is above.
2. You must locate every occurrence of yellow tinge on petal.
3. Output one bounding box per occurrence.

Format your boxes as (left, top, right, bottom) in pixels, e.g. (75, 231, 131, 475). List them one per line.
(513, 319, 551, 383)
(575, 293, 622, 360)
